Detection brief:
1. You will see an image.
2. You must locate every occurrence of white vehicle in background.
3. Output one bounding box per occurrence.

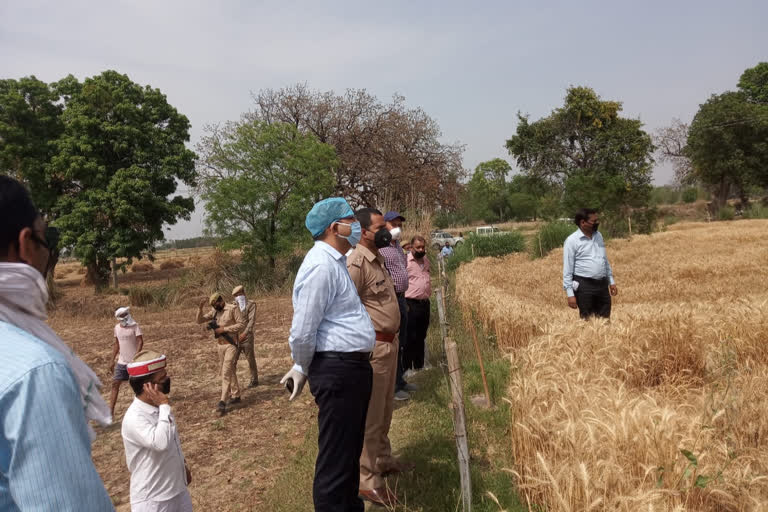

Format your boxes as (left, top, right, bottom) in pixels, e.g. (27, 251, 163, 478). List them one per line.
(430, 231, 464, 250)
(474, 226, 504, 236)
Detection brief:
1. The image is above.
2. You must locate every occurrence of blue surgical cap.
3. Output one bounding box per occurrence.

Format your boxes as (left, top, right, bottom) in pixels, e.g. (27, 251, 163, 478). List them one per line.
(305, 197, 355, 238)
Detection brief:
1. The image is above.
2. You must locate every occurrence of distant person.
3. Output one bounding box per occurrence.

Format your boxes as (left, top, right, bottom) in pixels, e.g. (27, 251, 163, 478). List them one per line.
(401, 242, 412, 254)
(562, 208, 618, 319)
(379, 211, 413, 401)
(196, 292, 246, 416)
(110, 306, 145, 418)
(348, 208, 413, 507)
(122, 350, 193, 512)
(405, 236, 431, 371)
(280, 197, 376, 512)
(440, 241, 453, 259)
(0, 175, 114, 510)
(232, 285, 259, 387)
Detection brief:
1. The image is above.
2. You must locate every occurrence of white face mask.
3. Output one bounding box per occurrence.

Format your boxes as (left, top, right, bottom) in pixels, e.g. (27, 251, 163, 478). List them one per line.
(119, 314, 136, 327)
(389, 227, 402, 241)
(235, 295, 247, 311)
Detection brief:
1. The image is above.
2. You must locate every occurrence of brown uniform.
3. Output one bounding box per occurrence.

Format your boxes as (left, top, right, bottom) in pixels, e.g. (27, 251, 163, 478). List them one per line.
(236, 300, 259, 383)
(346, 244, 401, 491)
(196, 304, 246, 402)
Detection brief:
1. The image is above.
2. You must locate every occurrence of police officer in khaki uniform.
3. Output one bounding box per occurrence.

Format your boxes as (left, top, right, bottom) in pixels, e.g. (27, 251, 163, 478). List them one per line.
(196, 292, 246, 416)
(232, 285, 258, 387)
(347, 207, 410, 508)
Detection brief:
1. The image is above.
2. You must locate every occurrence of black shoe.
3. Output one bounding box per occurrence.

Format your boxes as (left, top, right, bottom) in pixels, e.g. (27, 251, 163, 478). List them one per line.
(248, 379, 259, 388)
(228, 397, 241, 405)
(217, 401, 227, 416)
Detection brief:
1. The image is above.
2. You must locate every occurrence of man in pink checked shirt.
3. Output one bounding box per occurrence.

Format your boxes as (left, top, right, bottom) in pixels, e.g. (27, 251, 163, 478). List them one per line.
(404, 235, 431, 371)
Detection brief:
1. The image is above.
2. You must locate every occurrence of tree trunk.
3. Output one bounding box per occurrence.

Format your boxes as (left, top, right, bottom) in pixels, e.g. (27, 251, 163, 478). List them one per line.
(87, 260, 111, 290)
(112, 257, 119, 289)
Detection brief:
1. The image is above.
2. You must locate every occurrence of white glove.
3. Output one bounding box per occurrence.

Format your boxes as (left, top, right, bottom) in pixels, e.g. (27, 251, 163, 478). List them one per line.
(280, 368, 307, 401)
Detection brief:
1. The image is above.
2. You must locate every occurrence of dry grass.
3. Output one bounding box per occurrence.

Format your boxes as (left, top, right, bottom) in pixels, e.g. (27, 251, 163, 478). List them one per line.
(48, 257, 311, 511)
(130, 262, 154, 272)
(456, 219, 768, 511)
(159, 258, 185, 270)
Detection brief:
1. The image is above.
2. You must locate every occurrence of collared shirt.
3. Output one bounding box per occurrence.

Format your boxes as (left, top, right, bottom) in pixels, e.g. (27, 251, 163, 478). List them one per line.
(379, 240, 409, 293)
(289, 241, 376, 376)
(347, 245, 401, 334)
(562, 228, 615, 297)
(440, 246, 453, 258)
(405, 253, 431, 300)
(121, 398, 187, 505)
(0, 321, 114, 512)
(234, 300, 258, 341)
(197, 303, 246, 344)
(114, 323, 143, 364)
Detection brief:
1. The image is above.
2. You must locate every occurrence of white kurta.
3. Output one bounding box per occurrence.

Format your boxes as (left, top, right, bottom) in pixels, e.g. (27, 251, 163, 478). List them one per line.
(121, 398, 191, 511)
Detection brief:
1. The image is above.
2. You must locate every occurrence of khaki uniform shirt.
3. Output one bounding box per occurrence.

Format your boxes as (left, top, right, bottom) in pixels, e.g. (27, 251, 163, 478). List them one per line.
(236, 300, 258, 342)
(196, 303, 246, 345)
(347, 245, 400, 334)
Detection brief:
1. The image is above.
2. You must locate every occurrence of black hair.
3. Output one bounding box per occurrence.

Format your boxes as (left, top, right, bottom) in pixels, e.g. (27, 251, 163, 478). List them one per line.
(574, 208, 598, 227)
(411, 235, 426, 245)
(355, 207, 383, 230)
(0, 176, 40, 259)
(129, 374, 154, 396)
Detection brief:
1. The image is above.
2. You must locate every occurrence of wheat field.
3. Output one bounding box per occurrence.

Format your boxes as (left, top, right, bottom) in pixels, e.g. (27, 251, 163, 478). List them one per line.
(456, 219, 768, 511)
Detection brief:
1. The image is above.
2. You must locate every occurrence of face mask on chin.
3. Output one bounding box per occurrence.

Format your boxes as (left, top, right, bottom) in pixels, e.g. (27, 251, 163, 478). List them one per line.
(413, 250, 426, 259)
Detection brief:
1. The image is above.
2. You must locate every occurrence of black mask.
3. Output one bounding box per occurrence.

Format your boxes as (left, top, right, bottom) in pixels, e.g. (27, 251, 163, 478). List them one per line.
(213, 303, 224, 312)
(414, 251, 426, 259)
(161, 377, 171, 394)
(373, 228, 392, 249)
(592, 222, 599, 233)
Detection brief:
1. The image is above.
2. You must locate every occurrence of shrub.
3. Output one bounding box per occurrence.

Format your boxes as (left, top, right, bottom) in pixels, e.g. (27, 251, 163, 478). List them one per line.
(718, 206, 735, 221)
(742, 203, 768, 219)
(131, 262, 154, 272)
(681, 187, 698, 203)
(532, 221, 573, 258)
(159, 259, 185, 270)
(446, 232, 526, 272)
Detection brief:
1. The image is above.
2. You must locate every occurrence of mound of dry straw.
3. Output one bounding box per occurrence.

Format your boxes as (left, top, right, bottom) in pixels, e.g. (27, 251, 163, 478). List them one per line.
(131, 262, 154, 272)
(456, 220, 768, 511)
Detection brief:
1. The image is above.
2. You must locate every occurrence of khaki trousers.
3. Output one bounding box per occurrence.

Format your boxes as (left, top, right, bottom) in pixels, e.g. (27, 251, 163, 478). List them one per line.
(217, 343, 240, 402)
(359, 338, 398, 490)
(237, 334, 258, 382)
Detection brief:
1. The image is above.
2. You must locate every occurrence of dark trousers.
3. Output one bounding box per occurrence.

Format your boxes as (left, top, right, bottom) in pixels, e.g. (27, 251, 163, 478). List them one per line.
(309, 356, 373, 512)
(394, 294, 408, 390)
(405, 298, 430, 370)
(574, 276, 611, 319)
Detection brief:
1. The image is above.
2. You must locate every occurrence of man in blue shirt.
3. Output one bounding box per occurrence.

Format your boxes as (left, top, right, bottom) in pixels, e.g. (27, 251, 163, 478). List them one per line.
(280, 197, 376, 512)
(0, 176, 114, 511)
(562, 208, 618, 319)
(440, 242, 454, 259)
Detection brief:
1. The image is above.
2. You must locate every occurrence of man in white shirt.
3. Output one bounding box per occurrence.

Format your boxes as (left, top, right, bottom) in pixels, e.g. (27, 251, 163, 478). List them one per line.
(122, 350, 192, 512)
(110, 306, 144, 418)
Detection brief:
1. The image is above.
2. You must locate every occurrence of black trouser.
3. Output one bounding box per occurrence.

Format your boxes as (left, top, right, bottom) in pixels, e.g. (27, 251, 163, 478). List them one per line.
(309, 355, 373, 512)
(405, 298, 430, 370)
(394, 293, 408, 391)
(573, 275, 611, 319)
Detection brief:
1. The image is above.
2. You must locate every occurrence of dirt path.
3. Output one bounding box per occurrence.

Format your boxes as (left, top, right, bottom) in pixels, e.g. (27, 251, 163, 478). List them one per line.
(49, 284, 315, 511)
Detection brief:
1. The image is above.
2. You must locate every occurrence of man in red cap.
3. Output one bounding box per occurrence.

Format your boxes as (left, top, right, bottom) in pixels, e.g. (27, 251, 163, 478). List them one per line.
(122, 350, 192, 512)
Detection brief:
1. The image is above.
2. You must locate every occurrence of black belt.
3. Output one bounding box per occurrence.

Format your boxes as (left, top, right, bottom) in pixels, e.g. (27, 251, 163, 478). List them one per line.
(314, 351, 371, 361)
(574, 275, 608, 284)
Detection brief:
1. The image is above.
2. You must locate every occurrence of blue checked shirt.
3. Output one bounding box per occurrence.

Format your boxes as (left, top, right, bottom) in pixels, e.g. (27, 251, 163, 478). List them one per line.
(562, 228, 615, 297)
(289, 242, 376, 376)
(0, 321, 114, 511)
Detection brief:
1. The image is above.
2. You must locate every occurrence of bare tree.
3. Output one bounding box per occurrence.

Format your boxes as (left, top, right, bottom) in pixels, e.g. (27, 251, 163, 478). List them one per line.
(655, 119, 694, 185)
(247, 84, 465, 210)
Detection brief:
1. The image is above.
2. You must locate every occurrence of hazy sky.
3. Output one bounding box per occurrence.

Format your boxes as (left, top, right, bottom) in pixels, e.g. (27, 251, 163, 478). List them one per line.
(2, 0, 765, 238)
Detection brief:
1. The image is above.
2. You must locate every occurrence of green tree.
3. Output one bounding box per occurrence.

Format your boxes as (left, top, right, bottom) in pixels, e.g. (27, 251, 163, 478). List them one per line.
(506, 86, 655, 214)
(738, 62, 768, 104)
(51, 70, 197, 287)
(686, 91, 768, 209)
(198, 120, 337, 269)
(0, 76, 64, 215)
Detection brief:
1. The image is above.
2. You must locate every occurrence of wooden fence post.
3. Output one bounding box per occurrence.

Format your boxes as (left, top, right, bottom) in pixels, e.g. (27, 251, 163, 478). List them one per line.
(446, 338, 473, 511)
(469, 319, 491, 408)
